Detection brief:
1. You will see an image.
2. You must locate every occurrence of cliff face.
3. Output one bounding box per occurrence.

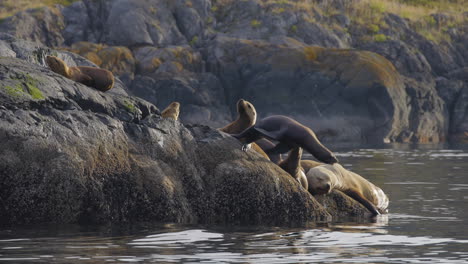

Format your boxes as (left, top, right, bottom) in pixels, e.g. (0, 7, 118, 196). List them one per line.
(1, 0, 466, 143)
(0, 35, 374, 226)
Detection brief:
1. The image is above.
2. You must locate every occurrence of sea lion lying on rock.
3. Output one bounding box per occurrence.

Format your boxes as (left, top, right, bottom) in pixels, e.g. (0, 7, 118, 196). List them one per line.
(45, 55, 114, 92)
(233, 115, 338, 164)
(306, 163, 389, 216)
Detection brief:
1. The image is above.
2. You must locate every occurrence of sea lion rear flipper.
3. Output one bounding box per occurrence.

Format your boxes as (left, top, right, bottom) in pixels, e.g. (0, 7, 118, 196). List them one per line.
(343, 189, 380, 216)
(265, 142, 291, 155)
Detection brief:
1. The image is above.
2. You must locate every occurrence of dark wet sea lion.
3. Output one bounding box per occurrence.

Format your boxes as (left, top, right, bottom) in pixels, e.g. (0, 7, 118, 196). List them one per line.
(306, 163, 389, 216)
(233, 115, 338, 164)
(278, 147, 307, 189)
(255, 138, 283, 164)
(46, 55, 114, 92)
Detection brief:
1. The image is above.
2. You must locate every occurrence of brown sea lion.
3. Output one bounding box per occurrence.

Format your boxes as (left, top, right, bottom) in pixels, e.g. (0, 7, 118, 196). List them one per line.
(220, 99, 257, 134)
(256, 138, 283, 164)
(161, 102, 180, 120)
(278, 147, 307, 189)
(306, 163, 389, 216)
(300, 160, 322, 173)
(233, 115, 338, 164)
(45, 55, 114, 92)
(219, 99, 277, 161)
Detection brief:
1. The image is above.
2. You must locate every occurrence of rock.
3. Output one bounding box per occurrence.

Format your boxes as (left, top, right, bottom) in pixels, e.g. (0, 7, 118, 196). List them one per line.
(358, 40, 432, 80)
(62, 0, 188, 47)
(63, 42, 136, 86)
(0, 6, 65, 47)
(0, 36, 373, 226)
(436, 69, 468, 142)
(1, 0, 467, 143)
(204, 36, 415, 143)
(130, 72, 231, 127)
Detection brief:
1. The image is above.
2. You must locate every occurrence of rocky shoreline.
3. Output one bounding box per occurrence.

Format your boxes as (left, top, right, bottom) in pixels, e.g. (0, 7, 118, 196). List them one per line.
(0, 35, 372, 226)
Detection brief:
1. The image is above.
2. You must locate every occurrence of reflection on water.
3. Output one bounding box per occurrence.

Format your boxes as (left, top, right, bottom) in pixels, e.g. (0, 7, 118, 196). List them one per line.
(1, 145, 468, 263)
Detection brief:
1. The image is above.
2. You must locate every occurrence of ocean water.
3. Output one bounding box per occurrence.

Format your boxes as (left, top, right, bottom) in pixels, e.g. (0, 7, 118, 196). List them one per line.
(1, 144, 468, 263)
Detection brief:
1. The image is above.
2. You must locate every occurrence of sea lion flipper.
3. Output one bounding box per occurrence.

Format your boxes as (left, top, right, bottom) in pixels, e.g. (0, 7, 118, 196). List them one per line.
(343, 189, 380, 216)
(77, 73, 94, 87)
(255, 127, 284, 140)
(265, 142, 291, 155)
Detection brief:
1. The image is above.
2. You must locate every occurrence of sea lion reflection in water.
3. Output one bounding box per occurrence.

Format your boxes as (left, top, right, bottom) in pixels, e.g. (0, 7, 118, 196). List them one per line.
(233, 115, 338, 164)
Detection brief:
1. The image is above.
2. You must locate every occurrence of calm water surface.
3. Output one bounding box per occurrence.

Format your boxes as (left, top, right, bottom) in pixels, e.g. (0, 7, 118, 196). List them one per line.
(1, 144, 468, 263)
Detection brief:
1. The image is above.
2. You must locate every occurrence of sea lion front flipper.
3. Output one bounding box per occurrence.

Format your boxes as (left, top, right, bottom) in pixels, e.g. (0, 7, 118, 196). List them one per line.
(254, 127, 284, 141)
(76, 73, 94, 87)
(343, 189, 380, 216)
(233, 126, 262, 144)
(265, 142, 291, 155)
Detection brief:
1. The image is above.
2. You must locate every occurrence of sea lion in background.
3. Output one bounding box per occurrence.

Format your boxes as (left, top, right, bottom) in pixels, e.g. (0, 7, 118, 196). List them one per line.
(161, 102, 180, 120)
(233, 115, 338, 164)
(306, 163, 389, 216)
(45, 55, 114, 92)
(278, 147, 307, 189)
(219, 99, 274, 160)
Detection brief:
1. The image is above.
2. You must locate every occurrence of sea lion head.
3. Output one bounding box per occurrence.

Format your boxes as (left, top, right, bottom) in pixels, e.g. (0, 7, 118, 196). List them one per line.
(45, 55, 69, 77)
(169, 101, 180, 110)
(307, 166, 334, 195)
(236, 99, 256, 124)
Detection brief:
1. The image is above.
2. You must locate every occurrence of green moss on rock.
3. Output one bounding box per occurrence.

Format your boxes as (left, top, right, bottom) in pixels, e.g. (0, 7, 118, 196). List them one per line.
(123, 100, 136, 113)
(2, 83, 25, 98)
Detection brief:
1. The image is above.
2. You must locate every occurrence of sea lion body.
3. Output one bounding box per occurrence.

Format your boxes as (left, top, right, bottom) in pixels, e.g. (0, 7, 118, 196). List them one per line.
(306, 163, 389, 215)
(220, 99, 257, 134)
(219, 99, 272, 160)
(278, 147, 307, 189)
(161, 102, 180, 120)
(300, 160, 322, 173)
(255, 138, 283, 164)
(46, 56, 114, 92)
(234, 115, 338, 164)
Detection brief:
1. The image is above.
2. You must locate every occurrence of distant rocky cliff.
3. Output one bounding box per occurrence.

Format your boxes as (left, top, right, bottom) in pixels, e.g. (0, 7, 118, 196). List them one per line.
(1, 0, 466, 144)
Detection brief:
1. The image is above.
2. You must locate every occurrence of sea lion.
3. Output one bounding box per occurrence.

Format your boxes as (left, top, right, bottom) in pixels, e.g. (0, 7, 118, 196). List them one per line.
(233, 115, 338, 164)
(161, 102, 180, 120)
(255, 138, 283, 164)
(278, 147, 307, 189)
(45, 55, 114, 92)
(219, 99, 276, 160)
(300, 160, 322, 173)
(306, 163, 389, 216)
(220, 99, 257, 134)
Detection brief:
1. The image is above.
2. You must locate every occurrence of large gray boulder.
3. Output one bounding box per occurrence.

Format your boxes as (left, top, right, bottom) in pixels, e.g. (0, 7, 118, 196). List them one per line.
(0, 6, 65, 47)
(0, 37, 373, 226)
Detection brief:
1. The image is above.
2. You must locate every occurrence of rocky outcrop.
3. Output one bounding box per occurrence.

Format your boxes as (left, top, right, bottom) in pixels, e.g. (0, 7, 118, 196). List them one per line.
(0, 0, 466, 144)
(0, 36, 373, 226)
